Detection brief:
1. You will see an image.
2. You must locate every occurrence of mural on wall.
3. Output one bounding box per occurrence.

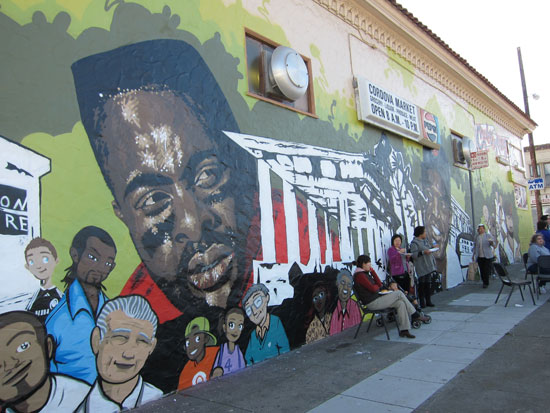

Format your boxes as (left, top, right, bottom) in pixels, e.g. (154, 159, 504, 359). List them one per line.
(0, 2, 529, 411)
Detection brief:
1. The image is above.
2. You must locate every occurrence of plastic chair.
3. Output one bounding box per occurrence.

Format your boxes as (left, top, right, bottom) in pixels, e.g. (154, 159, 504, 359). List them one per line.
(493, 262, 535, 307)
(536, 256, 550, 299)
(354, 302, 398, 340)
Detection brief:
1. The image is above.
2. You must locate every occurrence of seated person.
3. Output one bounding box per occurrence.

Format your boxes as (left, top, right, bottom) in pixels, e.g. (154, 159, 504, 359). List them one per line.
(387, 234, 411, 294)
(527, 233, 550, 293)
(353, 255, 428, 339)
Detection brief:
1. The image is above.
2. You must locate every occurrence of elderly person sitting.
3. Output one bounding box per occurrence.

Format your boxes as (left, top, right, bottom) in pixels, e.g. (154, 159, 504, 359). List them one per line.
(527, 233, 550, 294)
(353, 255, 429, 339)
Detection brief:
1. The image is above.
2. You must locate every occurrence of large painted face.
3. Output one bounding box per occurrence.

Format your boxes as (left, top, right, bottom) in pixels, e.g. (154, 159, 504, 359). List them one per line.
(0, 322, 49, 403)
(71, 236, 116, 287)
(101, 90, 241, 308)
(337, 275, 352, 303)
(25, 247, 58, 282)
(423, 168, 451, 260)
(244, 291, 268, 326)
(223, 312, 244, 344)
(505, 213, 514, 237)
(93, 310, 156, 385)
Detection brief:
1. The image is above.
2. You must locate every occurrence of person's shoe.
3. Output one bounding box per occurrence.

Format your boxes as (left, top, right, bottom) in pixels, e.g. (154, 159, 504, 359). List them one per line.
(399, 330, 415, 339)
(482, 284, 488, 289)
(413, 313, 430, 322)
(425, 301, 435, 307)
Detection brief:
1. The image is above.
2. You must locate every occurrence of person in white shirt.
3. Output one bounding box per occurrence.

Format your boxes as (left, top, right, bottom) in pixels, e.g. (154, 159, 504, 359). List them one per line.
(0, 311, 90, 413)
(473, 224, 496, 288)
(77, 295, 162, 412)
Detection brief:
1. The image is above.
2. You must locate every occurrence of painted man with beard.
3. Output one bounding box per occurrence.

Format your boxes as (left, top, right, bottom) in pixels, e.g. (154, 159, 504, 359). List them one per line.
(71, 39, 258, 391)
(46, 226, 117, 385)
(421, 150, 452, 283)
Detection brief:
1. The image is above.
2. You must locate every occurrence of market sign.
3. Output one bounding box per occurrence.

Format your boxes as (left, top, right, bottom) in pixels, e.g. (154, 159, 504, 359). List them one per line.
(470, 150, 489, 169)
(354, 77, 439, 148)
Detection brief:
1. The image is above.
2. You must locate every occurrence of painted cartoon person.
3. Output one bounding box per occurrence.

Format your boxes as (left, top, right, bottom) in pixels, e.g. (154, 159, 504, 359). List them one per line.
(178, 317, 222, 390)
(46, 226, 117, 385)
(305, 282, 332, 344)
(72, 38, 258, 391)
(244, 283, 290, 365)
(213, 307, 246, 376)
(329, 270, 361, 335)
(0, 311, 90, 413)
(24, 238, 63, 322)
(78, 295, 162, 412)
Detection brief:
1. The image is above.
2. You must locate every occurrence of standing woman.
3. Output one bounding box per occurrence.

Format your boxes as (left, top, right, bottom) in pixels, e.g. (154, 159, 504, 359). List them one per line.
(387, 234, 411, 294)
(473, 224, 495, 289)
(410, 226, 437, 307)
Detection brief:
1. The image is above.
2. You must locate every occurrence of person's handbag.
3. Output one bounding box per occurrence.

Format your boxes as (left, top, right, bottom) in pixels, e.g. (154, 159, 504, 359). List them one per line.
(467, 262, 479, 281)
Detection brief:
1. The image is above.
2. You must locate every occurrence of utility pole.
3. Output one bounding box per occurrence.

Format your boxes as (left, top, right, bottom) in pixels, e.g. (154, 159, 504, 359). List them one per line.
(517, 47, 542, 221)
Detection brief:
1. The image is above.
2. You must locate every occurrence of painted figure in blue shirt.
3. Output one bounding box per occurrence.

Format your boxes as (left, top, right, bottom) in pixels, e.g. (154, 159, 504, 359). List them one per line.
(243, 283, 289, 365)
(46, 226, 117, 385)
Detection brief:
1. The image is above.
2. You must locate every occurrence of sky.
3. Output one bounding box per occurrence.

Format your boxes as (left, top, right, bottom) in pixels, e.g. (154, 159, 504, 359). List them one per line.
(396, 0, 549, 147)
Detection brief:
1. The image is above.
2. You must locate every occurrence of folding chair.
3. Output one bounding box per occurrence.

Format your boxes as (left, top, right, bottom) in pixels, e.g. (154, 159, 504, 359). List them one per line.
(493, 262, 535, 307)
(536, 256, 550, 299)
(354, 301, 398, 340)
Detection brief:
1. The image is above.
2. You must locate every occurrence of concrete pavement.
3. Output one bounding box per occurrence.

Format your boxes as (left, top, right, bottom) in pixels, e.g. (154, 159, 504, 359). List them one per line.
(135, 263, 549, 412)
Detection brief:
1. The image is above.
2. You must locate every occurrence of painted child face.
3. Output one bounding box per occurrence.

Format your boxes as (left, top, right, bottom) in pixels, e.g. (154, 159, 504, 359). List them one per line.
(223, 312, 244, 343)
(25, 247, 58, 282)
(185, 331, 208, 362)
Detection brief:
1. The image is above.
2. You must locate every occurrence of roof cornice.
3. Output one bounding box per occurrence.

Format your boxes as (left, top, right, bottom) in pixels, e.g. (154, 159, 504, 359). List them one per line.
(312, 0, 537, 137)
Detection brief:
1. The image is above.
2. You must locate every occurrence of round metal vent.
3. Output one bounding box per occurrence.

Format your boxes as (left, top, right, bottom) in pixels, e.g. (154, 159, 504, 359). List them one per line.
(269, 46, 309, 101)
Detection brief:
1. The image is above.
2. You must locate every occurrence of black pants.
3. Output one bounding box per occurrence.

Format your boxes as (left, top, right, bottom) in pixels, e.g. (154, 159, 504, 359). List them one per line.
(392, 273, 411, 294)
(477, 257, 493, 286)
(417, 273, 433, 307)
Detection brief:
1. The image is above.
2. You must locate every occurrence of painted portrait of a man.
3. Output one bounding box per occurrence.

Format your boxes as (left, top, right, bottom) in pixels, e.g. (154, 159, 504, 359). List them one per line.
(71, 39, 259, 390)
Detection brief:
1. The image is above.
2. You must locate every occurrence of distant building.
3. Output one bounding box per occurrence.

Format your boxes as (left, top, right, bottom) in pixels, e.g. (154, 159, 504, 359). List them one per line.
(524, 143, 550, 226)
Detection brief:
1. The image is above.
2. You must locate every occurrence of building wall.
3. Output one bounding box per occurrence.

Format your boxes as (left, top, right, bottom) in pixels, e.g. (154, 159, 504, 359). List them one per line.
(0, 0, 532, 410)
(524, 144, 550, 225)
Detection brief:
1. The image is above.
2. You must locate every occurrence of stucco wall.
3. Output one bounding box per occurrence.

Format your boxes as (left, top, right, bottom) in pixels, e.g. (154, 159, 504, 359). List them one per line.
(0, 1, 531, 411)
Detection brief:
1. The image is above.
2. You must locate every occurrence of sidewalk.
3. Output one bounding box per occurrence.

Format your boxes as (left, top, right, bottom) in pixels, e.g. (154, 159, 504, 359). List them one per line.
(135, 264, 549, 412)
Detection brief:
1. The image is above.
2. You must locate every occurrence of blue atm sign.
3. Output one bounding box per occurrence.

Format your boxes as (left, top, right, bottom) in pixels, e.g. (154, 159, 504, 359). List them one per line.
(528, 178, 544, 190)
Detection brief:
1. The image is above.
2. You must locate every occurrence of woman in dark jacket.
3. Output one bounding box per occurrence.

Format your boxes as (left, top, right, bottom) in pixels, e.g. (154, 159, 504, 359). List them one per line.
(410, 226, 437, 308)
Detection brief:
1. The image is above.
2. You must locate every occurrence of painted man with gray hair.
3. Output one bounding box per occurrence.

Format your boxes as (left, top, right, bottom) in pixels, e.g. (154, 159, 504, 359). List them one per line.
(243, 283, 289, 365)
(77, 295, 162, 412)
